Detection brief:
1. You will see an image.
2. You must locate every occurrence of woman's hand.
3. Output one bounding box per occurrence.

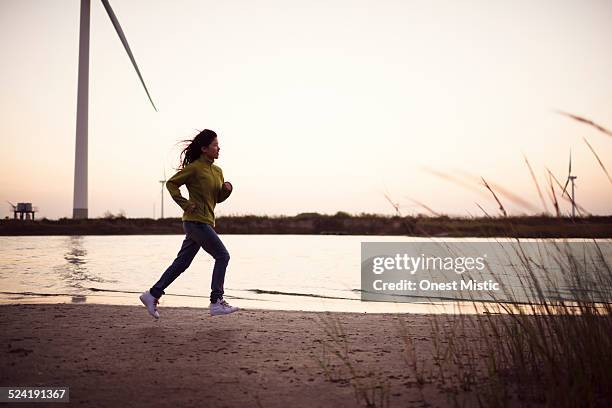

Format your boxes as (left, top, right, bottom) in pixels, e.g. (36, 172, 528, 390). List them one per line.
(218, 181, 233, 203)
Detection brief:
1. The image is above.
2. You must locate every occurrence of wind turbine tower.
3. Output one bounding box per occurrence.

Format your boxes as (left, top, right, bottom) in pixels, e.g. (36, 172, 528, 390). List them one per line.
(159, 171, 166, 219)
(73, 0, 157, 219)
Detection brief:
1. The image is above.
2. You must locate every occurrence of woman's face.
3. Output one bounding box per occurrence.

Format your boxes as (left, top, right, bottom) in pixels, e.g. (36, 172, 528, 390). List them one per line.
(201, 137, 220, 160)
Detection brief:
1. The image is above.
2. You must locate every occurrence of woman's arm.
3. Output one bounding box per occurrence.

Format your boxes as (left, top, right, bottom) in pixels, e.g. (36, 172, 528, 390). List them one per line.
(166, 165, 195, 211)
(217, 170, 232, 203)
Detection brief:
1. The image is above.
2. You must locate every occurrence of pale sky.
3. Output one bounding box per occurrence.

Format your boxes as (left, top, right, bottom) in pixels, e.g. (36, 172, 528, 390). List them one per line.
(1, 0, 611, 220)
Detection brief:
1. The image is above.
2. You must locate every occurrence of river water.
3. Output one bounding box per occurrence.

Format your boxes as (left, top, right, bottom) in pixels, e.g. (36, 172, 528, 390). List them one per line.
(1, 235, 609, 314)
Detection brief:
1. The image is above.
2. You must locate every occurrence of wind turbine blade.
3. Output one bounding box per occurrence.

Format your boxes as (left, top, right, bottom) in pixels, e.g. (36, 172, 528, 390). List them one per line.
(561, 178, 570, 195)
(568, 150, 572, 175)
(101, 0, 157, 111)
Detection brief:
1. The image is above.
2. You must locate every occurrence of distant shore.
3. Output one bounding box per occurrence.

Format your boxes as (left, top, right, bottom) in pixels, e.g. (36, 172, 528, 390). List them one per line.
(1, 213, 611, 237)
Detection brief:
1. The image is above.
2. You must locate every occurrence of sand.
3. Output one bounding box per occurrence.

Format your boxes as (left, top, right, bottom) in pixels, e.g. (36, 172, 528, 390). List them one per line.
(1, 303, 496, 407)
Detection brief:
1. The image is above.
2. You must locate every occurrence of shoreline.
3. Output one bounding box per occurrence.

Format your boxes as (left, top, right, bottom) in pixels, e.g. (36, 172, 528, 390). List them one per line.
(0, 290, 496, 315)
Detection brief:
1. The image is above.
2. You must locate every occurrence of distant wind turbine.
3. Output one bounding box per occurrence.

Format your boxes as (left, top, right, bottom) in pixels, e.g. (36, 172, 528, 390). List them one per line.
(159, 170, 166, 219)
(561, 150, 578, 219)
(73, 0, 157, 219)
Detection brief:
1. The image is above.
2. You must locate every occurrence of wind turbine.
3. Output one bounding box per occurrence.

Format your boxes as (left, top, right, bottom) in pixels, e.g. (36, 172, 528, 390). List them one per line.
(159, 170, 166, 219)
(73, 0, 157, 219)
(561, 150, 577, 219)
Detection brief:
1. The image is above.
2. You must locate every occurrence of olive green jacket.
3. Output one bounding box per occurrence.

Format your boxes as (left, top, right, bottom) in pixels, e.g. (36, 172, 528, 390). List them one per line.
(166, 156, 231, 226)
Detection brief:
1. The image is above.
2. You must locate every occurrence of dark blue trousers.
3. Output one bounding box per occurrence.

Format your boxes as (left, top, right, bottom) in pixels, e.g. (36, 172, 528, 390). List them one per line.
(150, 221, 230, 303)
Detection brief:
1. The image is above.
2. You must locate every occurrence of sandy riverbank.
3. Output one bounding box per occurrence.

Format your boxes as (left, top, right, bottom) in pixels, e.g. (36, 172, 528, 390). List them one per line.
(1, 303, 515, 407)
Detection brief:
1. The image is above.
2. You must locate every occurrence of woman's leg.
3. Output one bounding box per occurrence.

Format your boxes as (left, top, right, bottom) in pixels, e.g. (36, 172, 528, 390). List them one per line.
(149, 229, 200, 299)
(184, 222, 230, 303)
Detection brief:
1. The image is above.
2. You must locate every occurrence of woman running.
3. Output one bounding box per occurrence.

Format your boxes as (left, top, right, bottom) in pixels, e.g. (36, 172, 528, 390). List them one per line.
(140, 129, 239, 318)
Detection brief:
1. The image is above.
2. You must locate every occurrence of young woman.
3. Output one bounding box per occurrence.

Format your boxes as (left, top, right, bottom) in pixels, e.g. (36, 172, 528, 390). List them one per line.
(140, 129, 239, 318)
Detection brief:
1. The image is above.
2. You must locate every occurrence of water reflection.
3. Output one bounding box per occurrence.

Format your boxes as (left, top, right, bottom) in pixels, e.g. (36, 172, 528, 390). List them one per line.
(64, 236, 87, 266)
(54, 236, 113, 293)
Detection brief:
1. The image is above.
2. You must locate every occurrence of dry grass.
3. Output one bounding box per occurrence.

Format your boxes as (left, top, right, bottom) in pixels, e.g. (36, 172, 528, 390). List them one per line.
(583, 137, 612, 185)
(408, 112, 611, 406)
(316, 314, 391, 408)
(418, 241, 612, 407)
(315, 239, 611, 407)
(327, 111, 612, 407)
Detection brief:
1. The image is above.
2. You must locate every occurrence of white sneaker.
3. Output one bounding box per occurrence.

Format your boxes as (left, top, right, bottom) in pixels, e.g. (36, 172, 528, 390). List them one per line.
(139, 290, 160, 319)
(210, 298, 239, 316)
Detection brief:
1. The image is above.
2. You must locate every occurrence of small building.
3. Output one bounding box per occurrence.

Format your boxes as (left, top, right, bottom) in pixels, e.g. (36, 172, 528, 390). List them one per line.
(8, 202, 38, 220)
